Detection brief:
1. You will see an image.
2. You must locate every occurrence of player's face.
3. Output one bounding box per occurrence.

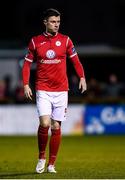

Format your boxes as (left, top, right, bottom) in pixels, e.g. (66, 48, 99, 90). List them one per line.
(44, 16, 60, 34)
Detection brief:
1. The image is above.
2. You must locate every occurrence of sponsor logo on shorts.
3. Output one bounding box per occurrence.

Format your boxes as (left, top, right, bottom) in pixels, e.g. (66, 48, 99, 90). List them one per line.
(65, 108, 67, 113)
(64, 108, 67, 117)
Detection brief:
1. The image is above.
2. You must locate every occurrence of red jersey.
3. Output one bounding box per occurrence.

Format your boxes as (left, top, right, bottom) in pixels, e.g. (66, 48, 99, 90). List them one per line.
(22, 32, 85, 91)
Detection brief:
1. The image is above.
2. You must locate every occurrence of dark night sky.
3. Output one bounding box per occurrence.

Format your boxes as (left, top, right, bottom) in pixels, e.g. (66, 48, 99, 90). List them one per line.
(0, 0, 125, 85)
(0, 0, 125, 48)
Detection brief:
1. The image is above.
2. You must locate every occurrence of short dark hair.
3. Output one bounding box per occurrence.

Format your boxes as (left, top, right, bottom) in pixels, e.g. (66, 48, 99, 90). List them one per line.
(43, 8, 61, 20)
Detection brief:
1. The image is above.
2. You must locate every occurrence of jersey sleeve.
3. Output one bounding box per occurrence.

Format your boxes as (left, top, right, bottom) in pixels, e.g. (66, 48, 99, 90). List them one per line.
(22, 61, 32, 86)
(66, 37, 85, 78)
(22, 38, 36, 86)
(24, 38, 36, 62)
(66, 37, 77, 58)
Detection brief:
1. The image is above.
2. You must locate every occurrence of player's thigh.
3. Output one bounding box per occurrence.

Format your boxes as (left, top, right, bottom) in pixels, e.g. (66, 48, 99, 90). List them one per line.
(51, 91, 68, 122)
(36, 91, 52, 117)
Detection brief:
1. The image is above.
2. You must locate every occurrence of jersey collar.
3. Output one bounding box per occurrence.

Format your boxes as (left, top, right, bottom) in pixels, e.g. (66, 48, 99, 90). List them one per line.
(43, 32, 58, 38)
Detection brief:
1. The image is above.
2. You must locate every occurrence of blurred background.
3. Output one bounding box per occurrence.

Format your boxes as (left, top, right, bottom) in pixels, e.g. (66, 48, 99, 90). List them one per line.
(0, 0, 125, 135)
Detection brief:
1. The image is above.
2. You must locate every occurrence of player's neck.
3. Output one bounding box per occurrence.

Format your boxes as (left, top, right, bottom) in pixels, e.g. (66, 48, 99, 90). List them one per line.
(45, 31, 58, 36)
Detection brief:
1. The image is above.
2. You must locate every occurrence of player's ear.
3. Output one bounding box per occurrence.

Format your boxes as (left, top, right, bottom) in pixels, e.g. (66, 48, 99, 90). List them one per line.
(43, 19, 47, 26)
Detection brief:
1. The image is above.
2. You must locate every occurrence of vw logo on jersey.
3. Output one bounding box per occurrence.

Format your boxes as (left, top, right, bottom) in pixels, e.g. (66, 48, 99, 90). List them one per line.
(46, 50, 56, 59)
(55, 41, 61, 46)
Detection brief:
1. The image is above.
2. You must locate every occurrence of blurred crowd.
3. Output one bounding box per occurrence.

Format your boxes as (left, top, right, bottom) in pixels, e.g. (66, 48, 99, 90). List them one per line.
(0, 73, 125, 104)
(0, 75, 25, 104)
(69, 73, 125, 103)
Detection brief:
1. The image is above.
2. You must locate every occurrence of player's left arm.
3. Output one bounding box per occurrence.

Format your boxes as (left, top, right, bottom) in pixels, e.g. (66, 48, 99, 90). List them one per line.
(66, 37, 87, 93)
(70, 55, 87, 93)
(79, 77, 87, 93)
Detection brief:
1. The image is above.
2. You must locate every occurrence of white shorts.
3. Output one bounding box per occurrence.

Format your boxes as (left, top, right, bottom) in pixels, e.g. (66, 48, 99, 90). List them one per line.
(36, 90, 68, 121)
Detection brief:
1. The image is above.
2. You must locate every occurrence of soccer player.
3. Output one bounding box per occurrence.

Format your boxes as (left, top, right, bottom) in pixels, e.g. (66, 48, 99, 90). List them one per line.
(22, 8, 87, 173)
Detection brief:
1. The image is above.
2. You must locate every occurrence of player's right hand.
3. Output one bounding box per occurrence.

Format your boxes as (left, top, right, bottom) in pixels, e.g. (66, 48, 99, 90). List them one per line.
(24, 85, 33, 100)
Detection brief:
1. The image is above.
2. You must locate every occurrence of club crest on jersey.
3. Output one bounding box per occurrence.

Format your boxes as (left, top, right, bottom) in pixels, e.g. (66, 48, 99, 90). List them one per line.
(46, 50, 56, 59)
(55, 41, 61, 46)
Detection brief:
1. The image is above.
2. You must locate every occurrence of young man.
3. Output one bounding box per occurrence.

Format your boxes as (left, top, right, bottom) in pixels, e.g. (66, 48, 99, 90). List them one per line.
(22, 8, 87, 173)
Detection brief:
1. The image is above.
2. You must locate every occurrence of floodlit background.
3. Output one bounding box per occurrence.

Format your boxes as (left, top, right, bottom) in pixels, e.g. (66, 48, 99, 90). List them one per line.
(0, 1, 125, 178)
(0, 0, 125, 135)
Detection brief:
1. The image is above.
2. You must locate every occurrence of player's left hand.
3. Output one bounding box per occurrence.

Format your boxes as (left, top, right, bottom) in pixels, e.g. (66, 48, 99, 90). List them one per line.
(79, 77, 87, 93)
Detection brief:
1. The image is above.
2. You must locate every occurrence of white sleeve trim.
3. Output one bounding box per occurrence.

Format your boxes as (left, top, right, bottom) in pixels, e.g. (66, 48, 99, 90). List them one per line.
(25, 57, 33, 62)
(66, 37, 69, 47)
(69, 53, 77, 58)
(32, 38, 35, 50)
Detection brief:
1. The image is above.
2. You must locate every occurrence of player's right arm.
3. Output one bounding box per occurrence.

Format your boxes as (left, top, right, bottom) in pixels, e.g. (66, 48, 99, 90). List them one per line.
(22, 38, 35, 100)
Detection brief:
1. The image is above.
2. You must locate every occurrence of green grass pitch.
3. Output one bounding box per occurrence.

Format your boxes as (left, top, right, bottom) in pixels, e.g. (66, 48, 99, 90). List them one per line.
(0, 135, 125, 179)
